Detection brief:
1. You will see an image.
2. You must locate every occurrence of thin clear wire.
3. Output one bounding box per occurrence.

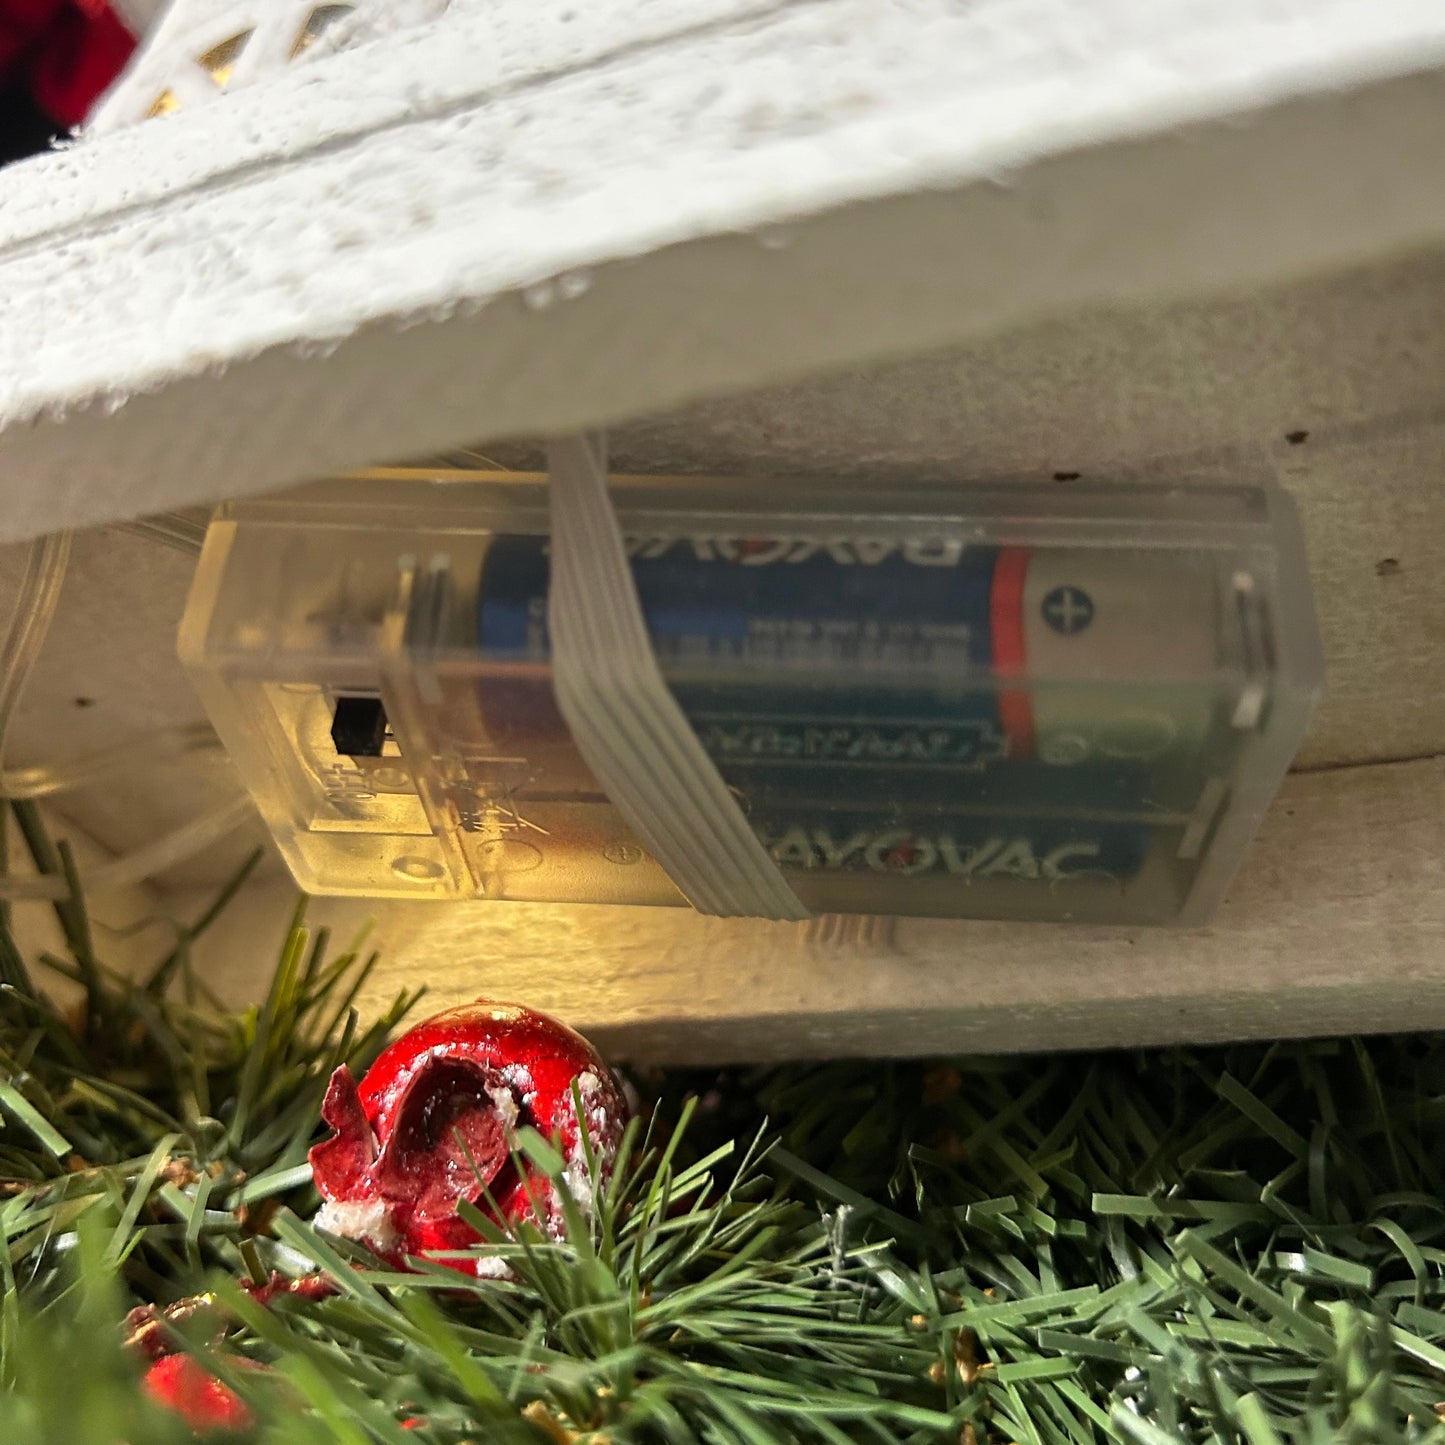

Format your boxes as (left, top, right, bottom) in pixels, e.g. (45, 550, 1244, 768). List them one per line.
(0, 532, 72, 781)
(111, 512, 207, 555)
(0, 527, 252, 897)
(0, 797, 254, 901)
(2, 722, 223, 800)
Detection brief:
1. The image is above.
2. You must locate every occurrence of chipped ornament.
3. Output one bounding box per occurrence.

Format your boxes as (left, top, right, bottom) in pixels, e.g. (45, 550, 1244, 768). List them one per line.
(309, 1001, 627, 1273)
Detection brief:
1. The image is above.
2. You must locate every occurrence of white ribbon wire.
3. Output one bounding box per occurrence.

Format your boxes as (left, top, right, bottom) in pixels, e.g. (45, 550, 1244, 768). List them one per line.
(545, 433, 809, 920)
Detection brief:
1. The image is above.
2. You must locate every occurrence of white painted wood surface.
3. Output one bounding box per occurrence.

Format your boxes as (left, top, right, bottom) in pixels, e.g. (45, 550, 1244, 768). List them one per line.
(1, 0, 1444, 543)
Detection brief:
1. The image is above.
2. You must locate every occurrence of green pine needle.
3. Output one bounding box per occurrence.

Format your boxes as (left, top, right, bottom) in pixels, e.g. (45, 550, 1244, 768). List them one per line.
(3, 801, 1445, 1442)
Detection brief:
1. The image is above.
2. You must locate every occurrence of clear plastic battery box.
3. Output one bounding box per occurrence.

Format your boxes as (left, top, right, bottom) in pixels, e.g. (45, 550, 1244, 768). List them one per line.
(178, 473, 1322, 925)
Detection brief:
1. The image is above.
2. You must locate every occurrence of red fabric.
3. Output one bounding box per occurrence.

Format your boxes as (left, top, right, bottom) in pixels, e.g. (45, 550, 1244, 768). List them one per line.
(0, 0, 134, 130)
(0, 0, 65, 71)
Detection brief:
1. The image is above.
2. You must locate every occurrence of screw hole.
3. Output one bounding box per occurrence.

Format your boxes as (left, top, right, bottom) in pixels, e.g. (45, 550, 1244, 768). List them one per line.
(73, 696, 96, 709)
(1285, 430, 1309, 445)
(1052, 471, 1081, 482)
(1375, 557, 1401, 577)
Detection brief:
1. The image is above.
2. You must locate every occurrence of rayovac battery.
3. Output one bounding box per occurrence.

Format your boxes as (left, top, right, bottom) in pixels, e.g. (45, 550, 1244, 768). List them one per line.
(472, 533, 1226, 818)
(746, 811, 1152, 887)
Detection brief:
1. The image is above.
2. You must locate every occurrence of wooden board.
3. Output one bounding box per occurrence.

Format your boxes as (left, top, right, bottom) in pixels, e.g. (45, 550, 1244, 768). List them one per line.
(175, 757, 1445, 1064)
(4, 0, 1445, 544)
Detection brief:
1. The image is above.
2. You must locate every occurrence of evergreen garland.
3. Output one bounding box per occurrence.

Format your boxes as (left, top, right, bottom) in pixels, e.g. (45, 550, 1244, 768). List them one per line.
(2, 800, 1444, 1443)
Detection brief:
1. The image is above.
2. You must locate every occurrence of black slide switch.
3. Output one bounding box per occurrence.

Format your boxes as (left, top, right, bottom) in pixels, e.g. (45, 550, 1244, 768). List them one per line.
(331, 696, 388, 757)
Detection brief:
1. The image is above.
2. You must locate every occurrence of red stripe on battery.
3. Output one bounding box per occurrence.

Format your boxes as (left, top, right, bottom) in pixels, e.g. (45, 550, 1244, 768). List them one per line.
(991, 546, 1034, 757)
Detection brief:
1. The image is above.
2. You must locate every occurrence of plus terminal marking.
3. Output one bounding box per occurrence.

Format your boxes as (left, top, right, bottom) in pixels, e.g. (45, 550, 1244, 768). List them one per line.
(1042, 584, 1095, 636)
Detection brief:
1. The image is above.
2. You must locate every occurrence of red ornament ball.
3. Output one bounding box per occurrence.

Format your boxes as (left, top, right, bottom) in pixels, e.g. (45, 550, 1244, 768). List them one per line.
(142, 1354, 254, 1433)
(308, 1000, 627, 1274)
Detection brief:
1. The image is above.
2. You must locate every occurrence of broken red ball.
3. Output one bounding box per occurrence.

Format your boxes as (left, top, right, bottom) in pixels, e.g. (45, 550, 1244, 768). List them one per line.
(309, 1001, 627, 1274)
(142, 1353, 255, 1433)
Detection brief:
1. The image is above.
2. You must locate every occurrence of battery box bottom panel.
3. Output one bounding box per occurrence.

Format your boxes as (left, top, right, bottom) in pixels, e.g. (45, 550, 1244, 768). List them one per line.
(178, 473, 1323, 926)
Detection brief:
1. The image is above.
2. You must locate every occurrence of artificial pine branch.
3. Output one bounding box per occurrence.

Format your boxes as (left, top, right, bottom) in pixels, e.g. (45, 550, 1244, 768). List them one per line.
(2, 801, 1445, 1442)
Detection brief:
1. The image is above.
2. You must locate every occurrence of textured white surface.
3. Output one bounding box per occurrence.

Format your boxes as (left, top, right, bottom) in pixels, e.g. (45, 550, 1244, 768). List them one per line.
(0, 0, 1444, 540)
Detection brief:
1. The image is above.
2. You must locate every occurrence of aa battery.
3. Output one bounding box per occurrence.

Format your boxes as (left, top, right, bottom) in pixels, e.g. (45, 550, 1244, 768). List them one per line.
(473, 532, 1221, 801)
(745, 811, 1151, 886)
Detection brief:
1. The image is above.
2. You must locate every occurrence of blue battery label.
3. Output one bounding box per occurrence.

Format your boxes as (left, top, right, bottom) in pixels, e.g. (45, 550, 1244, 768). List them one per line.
(473, 535, 1174, 880)
(480, 533, 995, 668)
(478, 531, 1003, 755)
